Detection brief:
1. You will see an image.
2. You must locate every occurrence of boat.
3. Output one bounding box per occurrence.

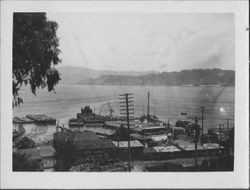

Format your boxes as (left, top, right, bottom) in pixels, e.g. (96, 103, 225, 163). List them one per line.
(68, 118, 85, 127)
(26, 114, 56, 125)
(13, 116, 34, 124)
(76, 106, 106, 124)
(139, 92, 161, 125)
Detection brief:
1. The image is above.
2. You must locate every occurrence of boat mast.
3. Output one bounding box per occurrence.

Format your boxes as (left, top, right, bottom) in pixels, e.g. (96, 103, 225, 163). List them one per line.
(108, 101, 113, 118)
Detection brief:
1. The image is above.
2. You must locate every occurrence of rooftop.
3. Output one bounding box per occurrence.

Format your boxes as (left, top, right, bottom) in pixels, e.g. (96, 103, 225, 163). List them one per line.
(132, 125, 166, 132)
(112, 140, 144, 148)
(153, 146, 181, 152)
(37, 145, 55, 157)
(74, 139, 115, 150)
(73, 131, 99, 142)
(150, 134, 168, 142)
(203, 143, 223, 150)
(178, 144, 205, 151)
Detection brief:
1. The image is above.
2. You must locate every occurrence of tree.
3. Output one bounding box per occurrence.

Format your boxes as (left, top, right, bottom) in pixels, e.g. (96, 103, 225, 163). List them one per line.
(13, 13, 61, 105)
(16, 137, 36, 149)
(13, 152, 42, 171)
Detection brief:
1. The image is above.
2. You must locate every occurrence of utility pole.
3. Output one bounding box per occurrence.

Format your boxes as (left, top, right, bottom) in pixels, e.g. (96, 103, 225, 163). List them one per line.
(194, 116, 198, 168)
(226, 119, 229, 135)
(189, 115, 200, 168)
(200, 106, 205, 145)
(218, 124, 224, 150)
(119, 93, 134, 172)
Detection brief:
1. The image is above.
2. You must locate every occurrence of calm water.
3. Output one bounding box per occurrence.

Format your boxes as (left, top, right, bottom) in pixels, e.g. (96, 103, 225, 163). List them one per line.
(13, 84, 234, 133)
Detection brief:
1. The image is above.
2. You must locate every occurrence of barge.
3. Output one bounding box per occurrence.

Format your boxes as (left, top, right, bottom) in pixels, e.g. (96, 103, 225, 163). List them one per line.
(26, 114, 56, 125)
(68, 118, 85, 127)
(13, 116, 34, 124)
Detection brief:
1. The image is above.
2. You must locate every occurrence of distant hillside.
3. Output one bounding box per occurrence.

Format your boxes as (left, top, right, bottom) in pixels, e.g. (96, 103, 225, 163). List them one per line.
(79, 69, 235, 86)
(57, 66, 157, 84)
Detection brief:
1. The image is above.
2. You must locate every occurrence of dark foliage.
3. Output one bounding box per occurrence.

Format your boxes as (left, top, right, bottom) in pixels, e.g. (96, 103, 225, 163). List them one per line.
(146, 155, 234, 171)
(13, 152, 42, 171)
(13, 13, 61, 105)
(228, 127, 234, 152)
(200, 155, 234, 171)
(53, 132, 74, 171)
(110, 125, 129, 141)
(16, 137, 36, 149)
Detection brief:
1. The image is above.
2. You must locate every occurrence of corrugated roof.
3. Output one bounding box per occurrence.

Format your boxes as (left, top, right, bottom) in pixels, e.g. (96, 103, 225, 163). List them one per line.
(112, 140, 143, 148)
(153, 146, 180, 152)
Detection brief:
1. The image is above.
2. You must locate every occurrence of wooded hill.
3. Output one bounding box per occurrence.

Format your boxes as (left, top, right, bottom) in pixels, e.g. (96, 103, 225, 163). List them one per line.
(79, 69, 235, 86)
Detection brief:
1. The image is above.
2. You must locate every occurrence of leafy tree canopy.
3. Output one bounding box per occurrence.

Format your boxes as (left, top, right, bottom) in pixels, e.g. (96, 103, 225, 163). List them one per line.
(13, 13, 61, 105)
(13, 152, 42, 171)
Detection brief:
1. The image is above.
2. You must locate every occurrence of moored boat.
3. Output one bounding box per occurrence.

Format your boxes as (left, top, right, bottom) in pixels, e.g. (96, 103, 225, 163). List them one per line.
(13, 116, 34, 124)
(26, 114, 56, 125)
(68, 118, 85, 127)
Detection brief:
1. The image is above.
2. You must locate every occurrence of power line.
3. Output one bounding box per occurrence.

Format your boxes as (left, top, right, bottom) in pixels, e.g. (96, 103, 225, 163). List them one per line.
(119, 93, 134, 172)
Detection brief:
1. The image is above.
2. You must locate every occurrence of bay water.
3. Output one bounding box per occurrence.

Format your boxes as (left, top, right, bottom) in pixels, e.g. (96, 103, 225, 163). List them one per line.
(13, 84, 235, 134)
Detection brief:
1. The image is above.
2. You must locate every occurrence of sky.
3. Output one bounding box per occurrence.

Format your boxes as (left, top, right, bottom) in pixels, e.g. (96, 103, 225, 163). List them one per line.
(47, 13, 234, 72)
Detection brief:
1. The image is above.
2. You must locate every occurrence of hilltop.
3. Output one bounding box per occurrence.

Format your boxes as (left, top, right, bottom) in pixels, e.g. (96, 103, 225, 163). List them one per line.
(78, 68, 235, 86)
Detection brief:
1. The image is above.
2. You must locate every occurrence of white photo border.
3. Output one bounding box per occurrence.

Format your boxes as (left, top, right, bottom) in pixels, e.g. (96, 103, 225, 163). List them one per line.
(1, 0, 249, 189)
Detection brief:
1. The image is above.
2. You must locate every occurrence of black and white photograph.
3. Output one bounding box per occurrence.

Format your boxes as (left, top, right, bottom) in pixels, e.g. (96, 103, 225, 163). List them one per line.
(1, 0, 249, 189)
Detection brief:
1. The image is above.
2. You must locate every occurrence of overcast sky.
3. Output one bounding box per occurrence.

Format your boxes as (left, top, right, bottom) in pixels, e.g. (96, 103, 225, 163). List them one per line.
(47, 13, 234, 72)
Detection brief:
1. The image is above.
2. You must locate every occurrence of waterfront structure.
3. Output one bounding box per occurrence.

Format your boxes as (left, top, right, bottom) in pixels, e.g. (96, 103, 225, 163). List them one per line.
(54, 130, 116, 168)
(72, 132, 116, 164)
(112, 140, 144, 160)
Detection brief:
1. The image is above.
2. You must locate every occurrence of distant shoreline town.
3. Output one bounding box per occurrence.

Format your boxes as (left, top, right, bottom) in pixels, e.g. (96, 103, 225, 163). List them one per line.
(70, 68, 234, 87)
